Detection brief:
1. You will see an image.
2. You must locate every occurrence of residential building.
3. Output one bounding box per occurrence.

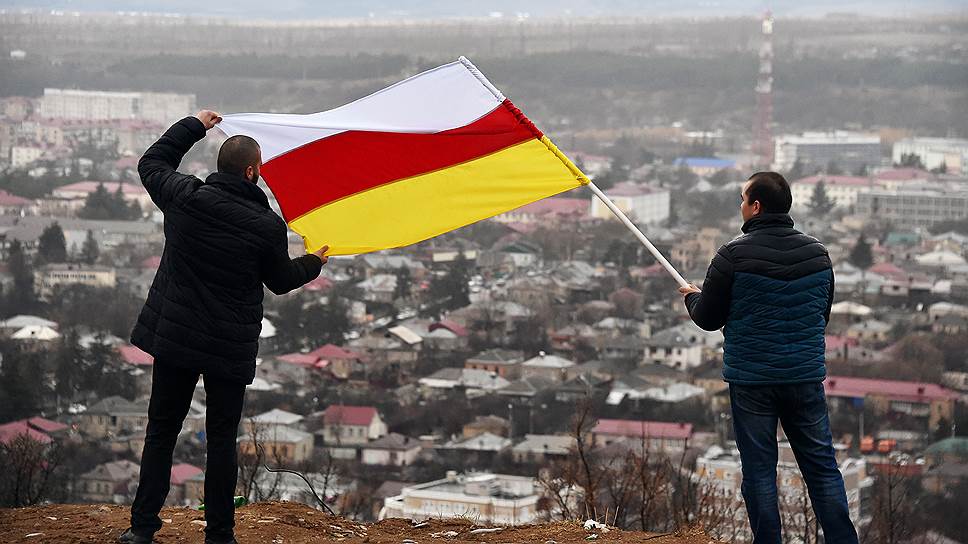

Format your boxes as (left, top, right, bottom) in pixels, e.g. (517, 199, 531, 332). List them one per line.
(589, 182, 670, 224)
(511, 434, 575, 464)
(167, 463, 203, 506)
(789, 175, 872, 210)
(643, 328, 704, 369)
(39, 88, 195, 124)
(591, 419, 693, 454)
(418, 368, 511, 396)
(51, 180, 153, 210)
(381, 472, 571, 525)
(496, 198, 588, 225)
(696, 442, 870, 543)
(361, 433, 422, 466)
(463, 415, 511, 439)
(77, 460, 140, 503)
(238, 425, 314, 464)
(464, 348, 524, 379)
(856, 184, 968, 228)
(34, 263, 116, 299)
(519, 352, 576, 383)
(824, 375, 960, 431)
(76, 396, 148, 439)
(892, 137, 968, 175)
(321, 404, 387, 447)
(773, 131, 881, 173)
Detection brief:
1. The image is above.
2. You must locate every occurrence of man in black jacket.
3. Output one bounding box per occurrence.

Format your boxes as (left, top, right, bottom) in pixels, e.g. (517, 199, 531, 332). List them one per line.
(119, 111, 328, 544)
(679, 172, 857, 543)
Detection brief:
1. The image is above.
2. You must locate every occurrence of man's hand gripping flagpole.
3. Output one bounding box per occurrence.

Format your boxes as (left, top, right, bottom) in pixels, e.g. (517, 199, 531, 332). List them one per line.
(586, 181, 691, 290)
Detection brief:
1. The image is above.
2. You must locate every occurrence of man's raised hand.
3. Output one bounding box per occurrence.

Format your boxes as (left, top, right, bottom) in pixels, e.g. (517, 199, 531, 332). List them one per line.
(312, 245, 330, 266)
(195, 110, 223, 130)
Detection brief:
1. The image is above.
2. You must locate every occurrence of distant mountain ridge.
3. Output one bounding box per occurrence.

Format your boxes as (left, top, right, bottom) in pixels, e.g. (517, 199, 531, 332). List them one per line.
(4, 0, 966, 19)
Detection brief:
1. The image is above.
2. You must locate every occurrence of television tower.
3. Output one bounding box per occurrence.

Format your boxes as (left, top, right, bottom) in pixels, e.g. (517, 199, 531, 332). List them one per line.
(752, 11, 775, 169)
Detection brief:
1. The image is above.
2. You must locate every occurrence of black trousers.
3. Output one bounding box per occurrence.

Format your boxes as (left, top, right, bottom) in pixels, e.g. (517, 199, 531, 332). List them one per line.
(130, 362, 246, 541)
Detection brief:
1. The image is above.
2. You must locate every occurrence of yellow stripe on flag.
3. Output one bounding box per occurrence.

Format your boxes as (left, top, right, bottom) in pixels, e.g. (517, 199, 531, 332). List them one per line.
(292, 138, 586, 255)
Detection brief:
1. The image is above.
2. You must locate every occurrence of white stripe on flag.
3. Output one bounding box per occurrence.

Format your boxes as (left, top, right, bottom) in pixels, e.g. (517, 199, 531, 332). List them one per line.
(217, 59, 503, 162)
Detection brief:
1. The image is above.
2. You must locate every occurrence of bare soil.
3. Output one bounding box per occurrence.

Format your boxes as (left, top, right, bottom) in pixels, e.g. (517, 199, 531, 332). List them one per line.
(0, 501, 726, 544)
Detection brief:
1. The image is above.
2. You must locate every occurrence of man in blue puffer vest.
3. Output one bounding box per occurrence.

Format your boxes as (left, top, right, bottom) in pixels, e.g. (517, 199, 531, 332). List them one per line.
(679, 171, 857, 543)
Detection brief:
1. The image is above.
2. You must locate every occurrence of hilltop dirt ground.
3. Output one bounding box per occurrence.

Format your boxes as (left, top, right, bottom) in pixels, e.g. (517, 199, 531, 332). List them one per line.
(0, 501, 726, 544)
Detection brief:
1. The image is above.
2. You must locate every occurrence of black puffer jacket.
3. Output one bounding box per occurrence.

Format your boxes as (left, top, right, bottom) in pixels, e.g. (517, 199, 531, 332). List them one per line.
(685, 213, 834, 385)
(131, 116, 322, 384)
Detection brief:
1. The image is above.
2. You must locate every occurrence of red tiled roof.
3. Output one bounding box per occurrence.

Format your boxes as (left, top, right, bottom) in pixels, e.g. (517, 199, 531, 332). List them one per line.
(867, 262, 907, 280)
(0, 190, 31, 207)
(592, 419, 693, 440)
(324, 405, 377, 426)
(792, 175, 870, 187)
(513, 198, 588, 217)
(304, 275, 333, 292)
(310, 344, 359, 360)
(276, 352, 320, 367)
(874, 168, 930, 181)
(825, 335, 859, 351)
(170, 463, 203, 485)
(430, 319, 468, 337)
(825, 375, 959, 402)
(0, 420, 52, 445)
(27, 416, 68, 433)
(118, 344, 153, 366)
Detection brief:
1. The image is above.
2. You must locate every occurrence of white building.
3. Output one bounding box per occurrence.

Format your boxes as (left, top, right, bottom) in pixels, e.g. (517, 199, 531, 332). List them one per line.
(893, 137, 968, 175)
(856, 184, 968, 228)
(696, 443, 870, 543)
(10, 145, 44, 168)
(589, 182, 670, 224)
(381, 472, 572, 525)
(790, 175, 872, 210)
(39, 88, 196, 124)
(773, 131, 881, 173)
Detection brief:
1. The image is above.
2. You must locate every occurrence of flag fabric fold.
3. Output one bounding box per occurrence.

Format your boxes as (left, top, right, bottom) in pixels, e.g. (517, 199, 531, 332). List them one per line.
(217, 56, 588, 256)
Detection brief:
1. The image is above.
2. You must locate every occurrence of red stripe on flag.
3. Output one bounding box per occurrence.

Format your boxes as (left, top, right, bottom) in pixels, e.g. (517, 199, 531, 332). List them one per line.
(261, 99, 541, 222)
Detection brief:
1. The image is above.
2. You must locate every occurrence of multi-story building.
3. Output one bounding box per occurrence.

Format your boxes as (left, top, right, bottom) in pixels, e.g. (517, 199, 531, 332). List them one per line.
(39, 88, 195, 124)
(318, 405, 388, 459)
(790, 174, 872, 210)
(825, 375, 960, 432)
(381, 472, 573, 524)
(856, 183, 968, 228)
(893, 137, 968, 175)
(589, 182, 670, 225)
(773, 131, 881, 173)
(696, 442, 871, 543)
(34, 263, 117, 300)
(10, 145, 44, 168)
(464, 349, 525, 379)
(77, 460, 141, 504)
(590, 419, 693, 454)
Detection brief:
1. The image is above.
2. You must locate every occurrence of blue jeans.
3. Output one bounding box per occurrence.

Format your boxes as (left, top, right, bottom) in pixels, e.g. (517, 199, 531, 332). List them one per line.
(730, 382, 858, 544)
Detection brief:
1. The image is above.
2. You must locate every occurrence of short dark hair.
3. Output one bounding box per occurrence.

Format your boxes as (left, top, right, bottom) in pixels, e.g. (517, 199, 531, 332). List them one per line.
(217, 135, 261, 176)
(745, 171, 792, 213)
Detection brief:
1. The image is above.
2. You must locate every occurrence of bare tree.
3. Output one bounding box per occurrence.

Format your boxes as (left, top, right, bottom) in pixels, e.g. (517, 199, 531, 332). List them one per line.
(863, 458, 917, 544)
(0, 434, 63, 507)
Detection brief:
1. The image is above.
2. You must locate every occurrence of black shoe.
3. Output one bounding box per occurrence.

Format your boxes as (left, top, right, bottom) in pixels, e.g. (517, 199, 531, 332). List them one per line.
(117, 528, 153, 544)
(205, 538, 238, 544)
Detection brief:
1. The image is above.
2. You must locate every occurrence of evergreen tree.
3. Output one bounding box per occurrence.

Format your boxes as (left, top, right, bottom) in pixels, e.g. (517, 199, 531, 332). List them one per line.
(429, 253, 471, 310)
(808, 180, 836, 216)
(79, 230, 99, 265)
(53, 330, 82, 408)
(37, 222, 67, 263)
(848, 233, 874, 271)
(897, 153, 924, 169)
(393, 265, 411, 301)
(825, 160, 844, 175)
(786, 158, 805, 181)
(5, 240, 36, 313)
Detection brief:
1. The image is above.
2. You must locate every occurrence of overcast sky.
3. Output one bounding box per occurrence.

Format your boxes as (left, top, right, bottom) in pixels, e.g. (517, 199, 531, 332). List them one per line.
(3, 0, 966, 19)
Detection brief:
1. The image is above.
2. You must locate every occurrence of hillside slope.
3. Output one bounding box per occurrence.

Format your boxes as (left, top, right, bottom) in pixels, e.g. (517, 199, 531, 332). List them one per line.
(0, 501, 726, 543)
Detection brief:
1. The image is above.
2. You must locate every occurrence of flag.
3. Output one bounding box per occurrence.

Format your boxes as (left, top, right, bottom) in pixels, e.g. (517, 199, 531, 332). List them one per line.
(217, 57, 588, 256)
